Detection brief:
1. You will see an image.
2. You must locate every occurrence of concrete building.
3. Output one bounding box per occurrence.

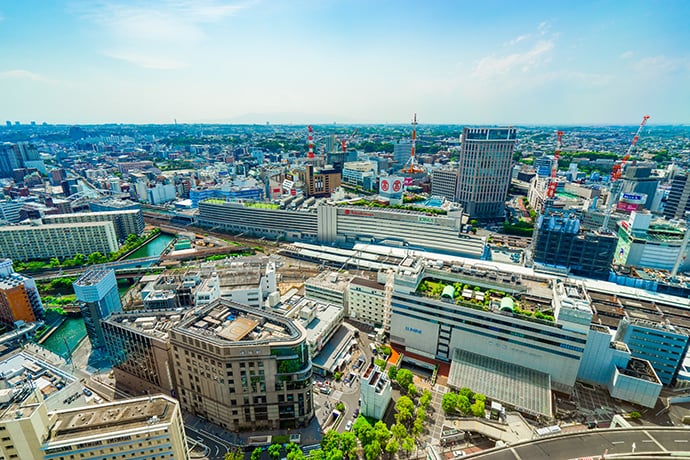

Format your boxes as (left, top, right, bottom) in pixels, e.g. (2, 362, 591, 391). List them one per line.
(431, 168, 459, 202)
(0, 222, 119, 261)
(147, 182, 177, 205)
(456, 127, 517, 220)
(289, 298, 345, 359)
(42, 395, 189, 460)
(532, 212, 617, 280)
(43, 209, 145, 241)
(102, 309, 183, 395)
(170, 299, 314, 431)
(89, 199, 141, 213)
(390, 258, 588, 397)
(348, 276, 387, 327)
(664, 174, 690, 220)
(299, 164, 341, 197)
(392, 141, 412, 170)
(615, 317, 690, 386)
(305, 271, 350, 311)
(0, 259, 44, 325)
(614, 211, 690, 272)
(360, 364, 392, 420)
(342, 161, 376, 191)
(73, 269, 122, 350)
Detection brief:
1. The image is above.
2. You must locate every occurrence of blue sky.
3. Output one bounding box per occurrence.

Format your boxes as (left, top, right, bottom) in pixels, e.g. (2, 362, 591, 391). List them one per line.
(0, 0, 688, 125)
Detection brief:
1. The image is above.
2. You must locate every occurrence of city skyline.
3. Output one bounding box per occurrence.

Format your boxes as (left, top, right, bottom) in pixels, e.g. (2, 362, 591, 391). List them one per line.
(1, 0, 689, 125)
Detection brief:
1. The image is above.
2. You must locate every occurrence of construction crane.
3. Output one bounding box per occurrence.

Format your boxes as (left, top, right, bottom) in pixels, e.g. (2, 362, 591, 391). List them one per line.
(546, 130, 564, 199)
(335, 128, 358, 153)
(600, 115, 651, 231)
(401, 113, 425, 174)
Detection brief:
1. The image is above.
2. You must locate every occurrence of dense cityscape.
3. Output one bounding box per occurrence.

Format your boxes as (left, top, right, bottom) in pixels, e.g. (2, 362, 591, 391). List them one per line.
(0, 118, 688, 459)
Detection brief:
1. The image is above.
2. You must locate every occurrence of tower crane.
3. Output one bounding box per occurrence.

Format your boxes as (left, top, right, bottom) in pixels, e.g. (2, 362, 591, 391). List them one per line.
(401, 113, 425, 174)
(600, 115, 650, 231)
(307, 125, 315, 159)
(335, 128, 358, 153)
(546, 131, 564, 199)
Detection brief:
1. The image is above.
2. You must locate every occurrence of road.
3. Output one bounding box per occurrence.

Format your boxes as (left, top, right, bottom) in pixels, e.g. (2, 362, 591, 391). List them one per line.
(467, 427, 690, 459)
(186, 425, 234, 460)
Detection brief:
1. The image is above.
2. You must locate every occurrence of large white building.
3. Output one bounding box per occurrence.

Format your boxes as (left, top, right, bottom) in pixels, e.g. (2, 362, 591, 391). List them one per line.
(0, 222, 119, 261)
(348, 276, 387, 327)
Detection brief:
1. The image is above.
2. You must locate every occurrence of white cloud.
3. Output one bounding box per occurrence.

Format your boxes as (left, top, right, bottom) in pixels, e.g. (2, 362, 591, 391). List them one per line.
(538, 21, 550, 35)
(77, 0, 250, 68)
(619, 51, 633, 60)
(471, 40, 554, 79)
(505, 34, 530, 47)
(0, 69, 52, 82)
(634, 55, 690, 75)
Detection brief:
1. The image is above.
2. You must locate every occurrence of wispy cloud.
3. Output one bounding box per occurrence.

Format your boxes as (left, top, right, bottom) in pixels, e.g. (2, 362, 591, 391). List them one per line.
(76, 0, 250, 69)
(0, 69, 53, 82)
(634, 55, 690, 75)
(505, 34, 530, 47)
(471, 40, 554, 79)
(619, 51, 633, 60)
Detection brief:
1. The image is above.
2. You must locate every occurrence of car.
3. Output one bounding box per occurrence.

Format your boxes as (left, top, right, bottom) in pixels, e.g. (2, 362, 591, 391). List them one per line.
(82, 388, 93, 397)
(353, 408, 360, 418)
(345, 420, 353, 431)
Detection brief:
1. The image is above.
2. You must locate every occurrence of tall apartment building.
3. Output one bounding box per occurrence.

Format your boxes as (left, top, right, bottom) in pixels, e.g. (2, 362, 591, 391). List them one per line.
(0, 259, 44, 325)
(170, 299, 314, 431)
(664, 174, 690, 220)
(431, 168, 459, 202)
(615, 318, 690, 386)
(532, 212, 617, 279)
(73, 269, 122, 349)
(348, 277, 386, 327)
(300, 164, 341, 197)
(44, 209, 145, 241)
(456, 127, 517, 219)
(0, 222, 119, 261)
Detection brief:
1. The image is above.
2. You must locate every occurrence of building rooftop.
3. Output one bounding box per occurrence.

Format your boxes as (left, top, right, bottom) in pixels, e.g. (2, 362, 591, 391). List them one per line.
(106, 309, 189, 341)
(617, 358, 661, 384)
(74, 269, 112, 287)
(174, 299, 305, 346)
(350, 277, 385, 291)
(46, 395, 177, 443)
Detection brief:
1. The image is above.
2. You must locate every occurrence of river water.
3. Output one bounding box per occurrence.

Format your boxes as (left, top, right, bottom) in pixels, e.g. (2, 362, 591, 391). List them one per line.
(41, 317, 86, 359)
(124, 233, 175, 259)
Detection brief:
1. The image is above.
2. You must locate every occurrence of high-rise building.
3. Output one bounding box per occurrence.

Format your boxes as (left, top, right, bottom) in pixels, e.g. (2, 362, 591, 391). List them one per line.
(392, 141, 412, 169)
(456, 127, 517, 219)
(0, 222, 119, 261)
(73, 269, 122, 349)
(0, 259, 44, 325)
(664, 174, 690, 220)
(43, 209, 145, 242)
(431, 168, 459, 202)
(170, 299, 314, 431)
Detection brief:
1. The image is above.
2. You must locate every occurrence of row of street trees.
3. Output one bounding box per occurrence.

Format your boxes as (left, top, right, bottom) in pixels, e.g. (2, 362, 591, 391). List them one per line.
(442, 387, 486, 417)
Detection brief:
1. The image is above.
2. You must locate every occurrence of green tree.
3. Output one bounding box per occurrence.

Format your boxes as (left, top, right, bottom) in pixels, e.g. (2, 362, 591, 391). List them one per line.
(336, 402, 345, 412)
(49, 257, 60, 268)
(374, 358, 387, 369)
(251, 447, 263, 460)
(353, 416, 375, 447)
(391, 422, 407, 443)
(419, 389, 432, 409)
(401, 436, 415, 458)
(471, 399, 485, 417)
(458, 387, 474, 400)
(340, 431, 357, 459)
(396, 369, 414, 390)
(413, 418, 424, 437)
(373, 420, 391, 446)
(395, 396, 415, 425)
(387, 366, 398, 381)
(334, 371, 342, 382)
(364, 440, 381, 460)
(268, 444, 282, 460)
(87, 252, 108, 265)
(322, 430, 341, 452)
(456, 394, 471, 415)
(442, 392, 458, 414)
(225, 447, 245, 460)
(408, 383, 418, 397)
(385, 438, 399, 459)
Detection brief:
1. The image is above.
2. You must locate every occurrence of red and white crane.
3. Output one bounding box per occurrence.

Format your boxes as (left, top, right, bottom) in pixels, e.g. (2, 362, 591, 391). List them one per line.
(335, 128, 358, 153)
(601, 115, 650, 231)
(401, 113, 424, 174)
(546, 130, 564, 199)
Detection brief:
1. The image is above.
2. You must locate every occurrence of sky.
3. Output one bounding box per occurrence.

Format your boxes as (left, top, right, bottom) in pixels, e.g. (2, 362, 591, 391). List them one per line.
(0, 0, 688, 125)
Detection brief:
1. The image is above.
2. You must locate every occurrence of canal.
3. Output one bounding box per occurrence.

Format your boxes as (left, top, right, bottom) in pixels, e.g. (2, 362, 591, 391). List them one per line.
(124, 233, 175, 259)
(41, 317, 86, 359)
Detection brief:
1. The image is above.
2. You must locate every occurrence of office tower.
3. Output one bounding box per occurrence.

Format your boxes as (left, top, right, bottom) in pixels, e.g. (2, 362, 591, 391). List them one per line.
(73, 269, 122, 349)
(456, 127, 517, 219)
(664, 174, 690, 220)
(620, 165, 659, 211)
(532, 212, 617, 279)
(615, 317, 690, 386)
(170, 299, 313, 431)
(0, 259, 44, 326)
(431, 167, 459, 202)
(392, 141, 412, 169)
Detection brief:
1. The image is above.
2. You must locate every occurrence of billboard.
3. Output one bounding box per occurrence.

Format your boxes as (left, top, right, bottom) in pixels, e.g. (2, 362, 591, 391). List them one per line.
(379, 176, 404, 198)
(620, 193, 647, 204)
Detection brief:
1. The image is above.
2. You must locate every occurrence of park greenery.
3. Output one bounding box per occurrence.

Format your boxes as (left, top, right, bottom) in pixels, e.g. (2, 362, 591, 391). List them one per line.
(442, 387, 487, 417)
(345, 199, 447, 216)
(501, 220, 534, 237)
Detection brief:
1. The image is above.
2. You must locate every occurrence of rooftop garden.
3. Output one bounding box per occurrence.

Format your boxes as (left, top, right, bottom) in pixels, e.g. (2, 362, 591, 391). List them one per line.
(344, 198, 447, 215)
(417, 278, 554, 323)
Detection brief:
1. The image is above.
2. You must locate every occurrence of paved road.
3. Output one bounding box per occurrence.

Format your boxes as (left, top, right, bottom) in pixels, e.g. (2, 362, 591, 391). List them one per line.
(467, 428, 690, 459)
(186, 425, 234, 460)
